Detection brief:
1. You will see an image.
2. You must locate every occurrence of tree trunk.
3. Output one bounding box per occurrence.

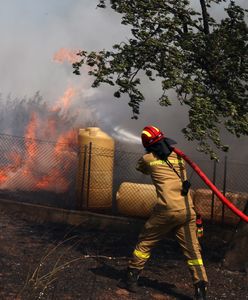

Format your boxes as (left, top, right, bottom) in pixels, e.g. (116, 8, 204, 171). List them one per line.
(223, 201, 248, 272)
(199, 0, 210, 34)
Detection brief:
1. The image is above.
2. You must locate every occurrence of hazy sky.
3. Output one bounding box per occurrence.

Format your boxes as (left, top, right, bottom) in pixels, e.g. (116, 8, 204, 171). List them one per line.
(0, 0, 247, 159)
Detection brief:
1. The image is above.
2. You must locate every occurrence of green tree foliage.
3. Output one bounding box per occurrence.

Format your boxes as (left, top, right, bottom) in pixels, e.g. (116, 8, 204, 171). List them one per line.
(73, 0, 248, 158)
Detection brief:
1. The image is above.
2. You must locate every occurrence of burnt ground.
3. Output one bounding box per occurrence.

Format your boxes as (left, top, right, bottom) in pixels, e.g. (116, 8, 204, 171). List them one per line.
(0, 209, 247, 300)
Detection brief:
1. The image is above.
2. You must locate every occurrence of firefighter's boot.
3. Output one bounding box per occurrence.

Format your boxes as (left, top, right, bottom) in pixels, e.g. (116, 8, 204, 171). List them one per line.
(118, 267, 140, 293)
(194, 281, 207, 300)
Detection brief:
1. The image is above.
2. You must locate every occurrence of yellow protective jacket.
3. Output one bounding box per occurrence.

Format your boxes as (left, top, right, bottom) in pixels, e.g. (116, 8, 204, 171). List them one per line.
(136, 151, 194, 211)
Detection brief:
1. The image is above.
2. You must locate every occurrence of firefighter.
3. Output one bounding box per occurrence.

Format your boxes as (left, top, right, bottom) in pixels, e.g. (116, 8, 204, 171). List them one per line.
(118, 126, 208, 300)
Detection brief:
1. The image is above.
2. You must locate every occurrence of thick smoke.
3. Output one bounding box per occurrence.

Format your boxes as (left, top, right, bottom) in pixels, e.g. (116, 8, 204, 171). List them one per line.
(0, 0, 247, 163)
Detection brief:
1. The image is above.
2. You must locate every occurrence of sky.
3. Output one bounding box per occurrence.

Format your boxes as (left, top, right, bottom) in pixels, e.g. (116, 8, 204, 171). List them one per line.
(0, 0, 247, 160)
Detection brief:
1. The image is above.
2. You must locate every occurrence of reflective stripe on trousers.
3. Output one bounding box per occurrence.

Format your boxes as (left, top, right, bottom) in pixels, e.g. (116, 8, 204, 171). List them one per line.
(187, 258, 203, 266)
(129, 209, 208, 283)
(133, 249, 150, 260)
(149, 159, 184, 166)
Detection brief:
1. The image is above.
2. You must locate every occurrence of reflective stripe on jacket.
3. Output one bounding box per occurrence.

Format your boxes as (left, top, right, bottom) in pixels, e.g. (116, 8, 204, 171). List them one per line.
(136, 152, 194, 211)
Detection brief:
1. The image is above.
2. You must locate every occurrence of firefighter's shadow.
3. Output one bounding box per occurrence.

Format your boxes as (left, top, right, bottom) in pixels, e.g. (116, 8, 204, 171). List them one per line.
(89, 263, 192, 300)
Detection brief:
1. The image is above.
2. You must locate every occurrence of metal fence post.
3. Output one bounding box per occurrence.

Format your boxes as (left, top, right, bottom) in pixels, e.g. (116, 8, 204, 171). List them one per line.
(86, 142, 92, 209)
(80, 144, 87, 209)
(211, 159, 217, 222)
(222, 155, 227, 223)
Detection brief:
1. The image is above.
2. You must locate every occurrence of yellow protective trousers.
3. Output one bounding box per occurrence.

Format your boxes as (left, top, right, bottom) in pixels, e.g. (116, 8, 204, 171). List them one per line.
(129, 207, 208, 284)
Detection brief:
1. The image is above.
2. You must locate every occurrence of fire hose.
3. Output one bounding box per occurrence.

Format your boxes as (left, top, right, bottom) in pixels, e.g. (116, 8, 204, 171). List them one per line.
(172, 147, 248, 223)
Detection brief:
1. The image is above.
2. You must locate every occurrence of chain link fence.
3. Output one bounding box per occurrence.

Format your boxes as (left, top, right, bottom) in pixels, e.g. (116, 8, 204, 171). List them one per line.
(0, 133, 78, 209)
(0, 133, 247, 224)
(112, 149, 248, 224)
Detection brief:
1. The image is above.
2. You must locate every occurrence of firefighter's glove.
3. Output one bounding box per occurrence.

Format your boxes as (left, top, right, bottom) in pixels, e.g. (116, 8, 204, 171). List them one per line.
(196, 214, 204, 238)
(181, 180, 191, 196)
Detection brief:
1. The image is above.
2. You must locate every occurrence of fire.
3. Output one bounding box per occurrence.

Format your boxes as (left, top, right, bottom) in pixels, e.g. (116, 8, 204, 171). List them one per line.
(35, 170, 69, 193)
(55, 130, 77, 154)
(43, 118, 57, 138)
(0, 170, 8, 185)
(51, 87, 76, 112)
(0, 86, 78, 194)
(53, 48, 81, 64)
(25, 112, 38, 160)
(35, 177, 50, 189)
(0, 152, 23, 185)
(35, 129, 77, 193)
(8, 152, 23, 168)
(53, 47, 93, 74)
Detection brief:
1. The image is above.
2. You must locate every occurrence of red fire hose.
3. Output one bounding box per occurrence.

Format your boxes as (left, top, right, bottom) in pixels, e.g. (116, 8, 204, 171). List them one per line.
(172, 147, 248, 223)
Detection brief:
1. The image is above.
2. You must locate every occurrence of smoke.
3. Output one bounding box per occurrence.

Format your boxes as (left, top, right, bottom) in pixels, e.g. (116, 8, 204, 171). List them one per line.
(0, 0, 247, 162)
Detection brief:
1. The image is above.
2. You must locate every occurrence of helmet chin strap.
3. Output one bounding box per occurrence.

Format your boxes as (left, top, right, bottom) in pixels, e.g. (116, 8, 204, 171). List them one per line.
(172, 147, 248, 223)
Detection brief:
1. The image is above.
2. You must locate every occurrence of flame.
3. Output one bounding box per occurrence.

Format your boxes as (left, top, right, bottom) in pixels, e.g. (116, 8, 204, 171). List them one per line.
(35, 131, 77, 193)
(43, 118, 57, 138)
(51, 87, 76, 112)
(53, 48, 93, 75)
(53, 48, 80, 64)
(0, 153, 23, 185)
(0, 170, 8, 184)
(8, 152, 23, 169)
(36, 131, 76, 193)
(55, 130, 77, 154)
(0, 86, 78, 194)
(35, 177, 50, 189)
(36, 170, 69, 193)
(25, 113, 38, 160)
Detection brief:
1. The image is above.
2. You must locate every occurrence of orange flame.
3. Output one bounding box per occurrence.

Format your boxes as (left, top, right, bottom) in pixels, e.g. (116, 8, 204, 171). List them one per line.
(43, 118, 57, 138)
(34, 130, 77, 192)
(25, 113, 38, 160)
(55, 130, 77, 154)
(53, 48, 80, 64)
(0, 170, 8, 184)
(0, 86, 78, 193)
(35, 170, 69, 193)
(8, 152, 23, 169)
(51, 87, 76, 112)
(35, 177, 50, 189)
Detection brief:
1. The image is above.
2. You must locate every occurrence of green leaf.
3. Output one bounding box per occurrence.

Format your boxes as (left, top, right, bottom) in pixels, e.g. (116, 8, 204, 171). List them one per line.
(72, 0, 248, 158)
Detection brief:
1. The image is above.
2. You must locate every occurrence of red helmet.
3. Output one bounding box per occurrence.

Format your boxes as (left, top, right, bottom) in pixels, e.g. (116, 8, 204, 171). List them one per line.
(141, 126, 164, 147)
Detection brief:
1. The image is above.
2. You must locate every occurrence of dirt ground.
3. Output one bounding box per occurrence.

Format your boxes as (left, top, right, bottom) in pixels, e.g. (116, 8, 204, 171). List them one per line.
(0, 208, 247, 300)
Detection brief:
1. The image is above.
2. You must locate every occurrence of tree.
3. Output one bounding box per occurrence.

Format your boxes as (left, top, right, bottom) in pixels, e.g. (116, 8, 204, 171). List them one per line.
(73, 0, 248, 272)
(73, 0, 248, 159)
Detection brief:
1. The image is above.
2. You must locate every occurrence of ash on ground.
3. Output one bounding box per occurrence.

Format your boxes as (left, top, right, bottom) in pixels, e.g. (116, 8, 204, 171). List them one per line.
(0, 209, 247, 300)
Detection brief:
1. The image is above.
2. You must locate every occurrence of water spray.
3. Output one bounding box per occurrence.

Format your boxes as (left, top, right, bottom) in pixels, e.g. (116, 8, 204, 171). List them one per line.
(112, 126, 141, 144)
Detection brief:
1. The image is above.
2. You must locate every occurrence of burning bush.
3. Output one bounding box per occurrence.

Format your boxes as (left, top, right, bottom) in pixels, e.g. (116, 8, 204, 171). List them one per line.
(0, 91, 79, 194)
